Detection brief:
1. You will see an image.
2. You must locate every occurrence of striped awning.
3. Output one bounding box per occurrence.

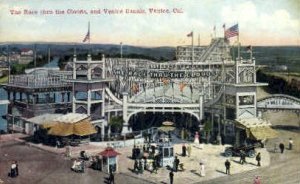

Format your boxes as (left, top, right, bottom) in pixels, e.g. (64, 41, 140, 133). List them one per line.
(236, 118, 278, 140)
(248, 126, 278, 140)
(48, 118, 97, 136)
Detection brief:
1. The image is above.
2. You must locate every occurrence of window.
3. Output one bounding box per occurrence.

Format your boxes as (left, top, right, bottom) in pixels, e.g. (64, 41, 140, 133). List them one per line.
(239, 95, 254, 105)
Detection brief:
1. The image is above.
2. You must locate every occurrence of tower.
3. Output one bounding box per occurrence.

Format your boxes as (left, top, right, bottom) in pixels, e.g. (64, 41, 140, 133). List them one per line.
(223, 48, 267, 145)
(70, 53, 113, 140)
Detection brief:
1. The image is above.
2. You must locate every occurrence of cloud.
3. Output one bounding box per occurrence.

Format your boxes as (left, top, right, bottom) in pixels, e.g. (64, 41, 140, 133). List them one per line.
(221, 1, 299, 45)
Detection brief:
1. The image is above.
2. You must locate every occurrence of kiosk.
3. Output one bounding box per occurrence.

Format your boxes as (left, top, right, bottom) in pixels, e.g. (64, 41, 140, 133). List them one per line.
(99, 147, 120, 173)
(158, 142, 174, 167)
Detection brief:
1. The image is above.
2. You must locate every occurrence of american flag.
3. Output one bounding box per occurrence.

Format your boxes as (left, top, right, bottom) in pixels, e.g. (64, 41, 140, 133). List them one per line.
(83, 22, 90, 43)
(225, 24, 239, 38)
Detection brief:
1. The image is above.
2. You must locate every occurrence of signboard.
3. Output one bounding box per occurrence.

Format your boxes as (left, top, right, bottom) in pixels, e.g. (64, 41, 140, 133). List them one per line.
(113, 69, 220, 78)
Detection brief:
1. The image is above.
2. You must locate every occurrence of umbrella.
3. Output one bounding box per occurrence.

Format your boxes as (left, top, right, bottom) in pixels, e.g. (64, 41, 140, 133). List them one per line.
(158, 121, 175, 132)
(48, 118, 97, 136)
(162, 121, 174, 126)
(158, 126, 176, 132)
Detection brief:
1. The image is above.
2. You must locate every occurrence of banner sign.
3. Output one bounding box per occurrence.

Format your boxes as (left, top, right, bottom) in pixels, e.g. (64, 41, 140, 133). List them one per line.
(112, 69, 219, 78)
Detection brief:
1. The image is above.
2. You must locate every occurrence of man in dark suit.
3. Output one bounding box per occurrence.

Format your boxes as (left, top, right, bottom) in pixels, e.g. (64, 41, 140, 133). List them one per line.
(279, 143, 285, 154)
(169, 170, 174, 184)
(225, 159, 231, 175)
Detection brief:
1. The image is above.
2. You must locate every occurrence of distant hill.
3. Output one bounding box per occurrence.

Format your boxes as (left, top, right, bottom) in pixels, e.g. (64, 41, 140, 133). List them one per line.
(1, 43, 300, 71)
(238, 46, 300, 72)
(0, 43, 176, 61)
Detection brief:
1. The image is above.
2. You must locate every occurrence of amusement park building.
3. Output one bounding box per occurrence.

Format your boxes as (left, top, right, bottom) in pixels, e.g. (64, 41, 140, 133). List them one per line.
(2, 37, 272, 145)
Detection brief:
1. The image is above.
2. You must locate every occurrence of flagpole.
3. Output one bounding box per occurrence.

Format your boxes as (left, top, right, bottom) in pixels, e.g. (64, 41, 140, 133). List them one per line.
(88, 21, 91, 54)
(236, 24, 240, 84)
(7, 45, 10, 83)
(198, 34, 200, 46)
(214, 25, 216, 38)
(192, 31, 194, 67)
(237, 23, 240, 61)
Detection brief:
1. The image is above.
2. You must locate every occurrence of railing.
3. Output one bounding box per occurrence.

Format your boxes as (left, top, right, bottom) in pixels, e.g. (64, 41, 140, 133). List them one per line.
(9, 74, 72, 88)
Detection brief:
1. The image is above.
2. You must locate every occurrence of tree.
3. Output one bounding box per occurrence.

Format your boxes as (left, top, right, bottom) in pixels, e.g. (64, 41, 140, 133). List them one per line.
(109, 116, 123, 134)
(204, 119, 212, 143)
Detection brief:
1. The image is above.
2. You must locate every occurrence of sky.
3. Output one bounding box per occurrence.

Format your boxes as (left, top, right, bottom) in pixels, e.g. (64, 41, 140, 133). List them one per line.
(0, 0, 299, 46)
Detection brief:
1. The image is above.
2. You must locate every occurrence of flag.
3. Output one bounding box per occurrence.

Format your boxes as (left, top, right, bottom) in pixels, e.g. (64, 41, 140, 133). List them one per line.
(131, 83, 139, 94)
(222, 24, 226, 29)
(83, 22, 90, 43)
(246, 45, 252, 52)
(225, 24, 239, 38)
(179, 82, 187, 92)
(142, 83, 146, 91)
(187, 31, 193, 37)
(190, 84, 193, 94)
(161, 78, 169, 85)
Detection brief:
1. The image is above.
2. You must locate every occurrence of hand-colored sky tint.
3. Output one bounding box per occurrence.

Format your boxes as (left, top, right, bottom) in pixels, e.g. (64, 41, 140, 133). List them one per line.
(0, 0, 299, 46)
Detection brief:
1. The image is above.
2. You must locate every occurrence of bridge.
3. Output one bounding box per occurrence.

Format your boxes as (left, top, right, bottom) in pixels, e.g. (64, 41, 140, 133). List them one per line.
(257, 94, 300, 112)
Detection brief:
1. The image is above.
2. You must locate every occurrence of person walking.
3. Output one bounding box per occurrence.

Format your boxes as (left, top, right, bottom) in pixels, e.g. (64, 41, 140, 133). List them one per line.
(109, 171, 115, 184)
(253, 176, 261, 184)
(169, 170, 174, 184)
(256, 152, 261, 166)
(240, 150, 246, 164)
(152, 160, 158, 174)
(174, 157, 180, 172)
(182, 144, 187, 157)
(10, 161, 17, 177)
(138, 159, 143, 174)
(140, 159, 144, 174)
(187, 144, 192, 157)
(289, 138, 293, 150)
(225, 159, 231, 175)
(279, 143, 285, 154)
(133, 159, 138, 174)
(200, 162, 205, 177)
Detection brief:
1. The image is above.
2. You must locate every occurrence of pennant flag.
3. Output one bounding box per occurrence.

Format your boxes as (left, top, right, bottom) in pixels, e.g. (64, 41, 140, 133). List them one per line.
(131, 83, 139, 94)
(83, 22, 90, 43)
(246, 45, 252, 52)
(225, 24, 239, 38)
(161, 78, 169, 85)
(179, 82, 187, 92)
(187, 31, 193, 37)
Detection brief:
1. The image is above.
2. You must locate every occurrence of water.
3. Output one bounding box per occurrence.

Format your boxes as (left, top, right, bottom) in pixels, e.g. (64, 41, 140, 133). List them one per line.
(43, 56, 59, 68)
(0, 87, 8, 131)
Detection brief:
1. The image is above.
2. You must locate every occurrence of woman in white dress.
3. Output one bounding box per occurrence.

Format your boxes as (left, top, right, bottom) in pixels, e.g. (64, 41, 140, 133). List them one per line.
(200, 162, 205, 177)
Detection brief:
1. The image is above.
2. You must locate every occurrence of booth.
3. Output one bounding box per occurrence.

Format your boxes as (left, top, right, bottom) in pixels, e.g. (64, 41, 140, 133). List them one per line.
(158, 142, 174, 167)
(99, 147, 121, 173)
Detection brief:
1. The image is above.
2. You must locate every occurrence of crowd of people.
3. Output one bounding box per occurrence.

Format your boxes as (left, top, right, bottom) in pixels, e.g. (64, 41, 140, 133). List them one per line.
(131, 144, 161, 174)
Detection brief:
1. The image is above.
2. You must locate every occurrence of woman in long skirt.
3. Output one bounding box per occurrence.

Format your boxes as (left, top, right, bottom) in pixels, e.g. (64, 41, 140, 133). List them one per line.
(200, 162, 205, 177)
